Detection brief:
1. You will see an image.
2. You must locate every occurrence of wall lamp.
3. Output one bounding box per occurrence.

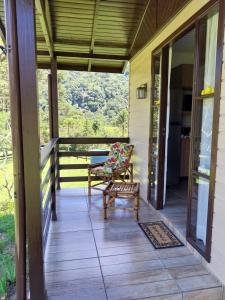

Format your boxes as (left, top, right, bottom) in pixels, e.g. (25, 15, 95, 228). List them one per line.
(137, 83, 147, 99)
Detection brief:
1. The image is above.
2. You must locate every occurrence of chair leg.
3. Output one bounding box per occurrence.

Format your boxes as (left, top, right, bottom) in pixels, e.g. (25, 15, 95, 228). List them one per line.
(88, 169, 91, 196)
(130, 164, 133, 183)
(103, 191, 107, 219)
(134, 195, 139, 221)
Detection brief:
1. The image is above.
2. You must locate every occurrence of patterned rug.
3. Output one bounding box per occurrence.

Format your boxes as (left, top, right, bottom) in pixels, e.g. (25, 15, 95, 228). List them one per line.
(139, 221, 184, 249)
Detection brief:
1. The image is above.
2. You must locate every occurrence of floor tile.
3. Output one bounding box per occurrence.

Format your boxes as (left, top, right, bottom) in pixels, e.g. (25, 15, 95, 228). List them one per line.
(182, 287, 223, 300)
(45, 257, 100, 272)
(98, 243, 154, 257)
(45, 266, 102, 284)
(104, 269, 172, 288)
(100, 251, 158, 266)
(106, 280, 180, 300)
(168, 264, 209, 279)
(102, 259, 164, 276)
(47, 276, 104, 296)
(176, 274, 221, 292)
(48, 287, 107, 300)
(138, 294, 182, 300)
(162, 255, 201, 268)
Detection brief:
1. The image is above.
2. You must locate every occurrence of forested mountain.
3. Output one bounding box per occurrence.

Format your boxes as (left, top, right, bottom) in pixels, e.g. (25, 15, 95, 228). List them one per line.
(0, 59, 129, 148)
(59, 70, 129, 116)
(37, 68, 129, 142)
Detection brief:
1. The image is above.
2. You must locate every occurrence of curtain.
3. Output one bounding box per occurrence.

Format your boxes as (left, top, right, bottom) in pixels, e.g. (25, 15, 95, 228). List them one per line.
(204, 11, 219, 89)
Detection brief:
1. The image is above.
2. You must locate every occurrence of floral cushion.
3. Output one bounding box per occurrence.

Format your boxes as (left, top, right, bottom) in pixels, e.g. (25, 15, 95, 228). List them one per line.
(103, 143, 133, 175)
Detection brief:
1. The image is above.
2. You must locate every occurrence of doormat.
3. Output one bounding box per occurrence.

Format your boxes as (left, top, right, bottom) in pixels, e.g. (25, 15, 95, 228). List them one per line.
(139, 221, 184, 249)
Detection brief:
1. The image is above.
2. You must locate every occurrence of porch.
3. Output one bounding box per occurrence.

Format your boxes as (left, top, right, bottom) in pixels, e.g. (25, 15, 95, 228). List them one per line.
(1, 0, 225, 299)
(45, 187, 222, 300)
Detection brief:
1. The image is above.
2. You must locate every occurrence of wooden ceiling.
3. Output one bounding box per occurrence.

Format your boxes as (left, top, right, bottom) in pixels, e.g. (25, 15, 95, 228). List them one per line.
(0, 0, 191, 73)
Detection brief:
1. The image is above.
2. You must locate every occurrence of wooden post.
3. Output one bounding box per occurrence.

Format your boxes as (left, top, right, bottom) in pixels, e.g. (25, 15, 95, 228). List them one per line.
(48, 74, 57, 220)
(5, 1, 26, 299)
(51, 58, 60, 189)
(5, 0, 46, 299)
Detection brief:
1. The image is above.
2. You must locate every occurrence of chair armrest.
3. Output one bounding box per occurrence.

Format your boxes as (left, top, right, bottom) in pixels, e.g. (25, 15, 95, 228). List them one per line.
(88, 162, 104, 169)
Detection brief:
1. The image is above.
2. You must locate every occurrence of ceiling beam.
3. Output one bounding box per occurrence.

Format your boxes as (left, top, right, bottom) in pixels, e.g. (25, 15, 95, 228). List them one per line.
(89, 0, 101, 72)
(37, 37, 129, 50)
(35, 0, 53, 57)
(37, 50, 129, 61)
(0, 18, 6, 45)
(38, 63, 122, 73)
(128, 0, 152, 54)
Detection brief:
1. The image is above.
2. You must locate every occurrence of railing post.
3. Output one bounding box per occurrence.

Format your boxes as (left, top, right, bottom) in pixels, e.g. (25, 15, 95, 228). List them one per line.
(5, 0, 46, 299)
(48, 75, 57, 220)
(50, 58, 60, 190)
(50, 146, 57, 221)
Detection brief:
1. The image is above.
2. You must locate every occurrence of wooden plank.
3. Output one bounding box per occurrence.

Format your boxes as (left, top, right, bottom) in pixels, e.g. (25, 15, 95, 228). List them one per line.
(58, 150, 110, 157)
(58, 137, 130, 144)
(37, 37, 129, 50)
(41, 166, 51, 193)
(40, 138, 58, 169)
(37, 50, 129, 61)
(42, 191, 52, 249)
(6, 0, 46, 298)
(0, 17, 6, 45)
(35, 0, 53, 57)
(59, 176, 102, 182)
(89, 0, 101, 71)
(59, 164, 89, 170)
(38, 63, 122, 73)
(59, 174, 130, 182)
(128, 0, 151, 54)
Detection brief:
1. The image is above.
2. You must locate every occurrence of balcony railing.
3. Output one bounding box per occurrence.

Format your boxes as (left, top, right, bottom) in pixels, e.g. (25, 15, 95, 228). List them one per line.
(40, 137, 130, 250)
(40, 138, 58, 249)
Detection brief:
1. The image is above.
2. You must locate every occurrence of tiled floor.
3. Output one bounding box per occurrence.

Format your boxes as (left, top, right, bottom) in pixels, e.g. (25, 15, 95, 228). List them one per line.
(45, 188, 222, 300)
(162, 180, 188, 236)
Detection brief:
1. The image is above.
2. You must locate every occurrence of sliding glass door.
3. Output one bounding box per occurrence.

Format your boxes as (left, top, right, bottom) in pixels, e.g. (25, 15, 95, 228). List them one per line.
(187, 6, 219, 260)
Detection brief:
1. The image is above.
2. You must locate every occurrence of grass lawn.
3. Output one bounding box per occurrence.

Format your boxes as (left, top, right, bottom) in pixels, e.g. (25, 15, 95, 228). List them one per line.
(0, 159, 15, 298)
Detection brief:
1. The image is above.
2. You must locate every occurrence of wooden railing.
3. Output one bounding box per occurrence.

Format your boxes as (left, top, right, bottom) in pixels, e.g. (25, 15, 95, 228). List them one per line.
(40, 138, 58, 249)
(58, 137, 130, 184)
(40, 136, 130, 248)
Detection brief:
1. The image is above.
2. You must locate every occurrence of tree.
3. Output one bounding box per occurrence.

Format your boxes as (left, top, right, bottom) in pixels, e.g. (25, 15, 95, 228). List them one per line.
(92, 120, 100, 134)
(114, 109, 128, 137)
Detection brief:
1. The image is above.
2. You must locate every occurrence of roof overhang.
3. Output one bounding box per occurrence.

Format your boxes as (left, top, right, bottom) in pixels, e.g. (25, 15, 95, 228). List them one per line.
(0, 0, 191, 73)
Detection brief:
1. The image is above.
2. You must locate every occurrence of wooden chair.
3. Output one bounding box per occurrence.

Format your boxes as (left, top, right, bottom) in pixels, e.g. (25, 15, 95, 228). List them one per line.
(88, 143, 134, 196)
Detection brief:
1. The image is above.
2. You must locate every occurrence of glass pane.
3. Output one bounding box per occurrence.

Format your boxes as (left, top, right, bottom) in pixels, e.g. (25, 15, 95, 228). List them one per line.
(190, 176, 209, 250)
(198, 8, 219, 96)
(193, 97, 213, 176)
(150, 55, 161, 204)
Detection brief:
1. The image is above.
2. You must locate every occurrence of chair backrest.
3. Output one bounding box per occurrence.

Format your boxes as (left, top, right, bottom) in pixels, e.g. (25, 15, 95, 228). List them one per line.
(106, 143, 134, 169)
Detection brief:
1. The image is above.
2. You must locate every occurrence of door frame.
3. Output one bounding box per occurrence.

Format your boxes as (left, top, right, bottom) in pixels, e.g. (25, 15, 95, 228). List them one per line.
(148, 46, 169, 209)
(148, 0, 224, 262)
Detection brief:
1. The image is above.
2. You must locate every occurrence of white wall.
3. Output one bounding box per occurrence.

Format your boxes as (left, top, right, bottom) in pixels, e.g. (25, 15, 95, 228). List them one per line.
(208, 44, 225, 284)
(129, 0, 209, 200)
(129, 0, 225, 286)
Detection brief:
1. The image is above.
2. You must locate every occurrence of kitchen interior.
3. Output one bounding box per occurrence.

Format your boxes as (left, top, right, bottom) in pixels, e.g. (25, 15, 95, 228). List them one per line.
(162, 29, 195, 235)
